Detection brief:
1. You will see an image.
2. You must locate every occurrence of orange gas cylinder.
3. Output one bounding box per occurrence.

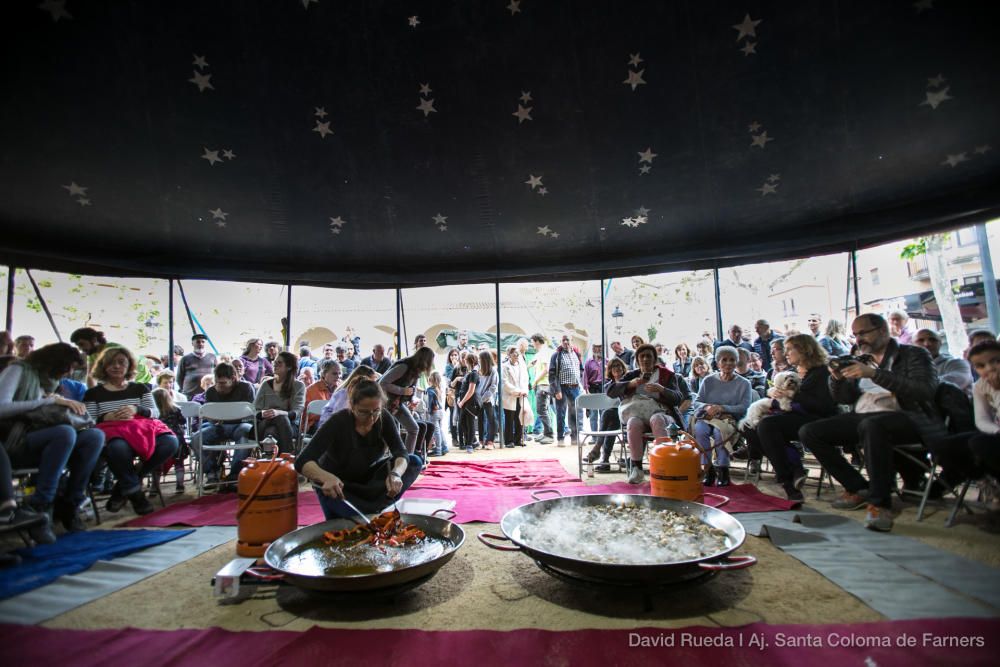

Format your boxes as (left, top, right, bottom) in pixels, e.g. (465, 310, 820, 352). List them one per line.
(648, 437, 703, 502)
(236, 453, 299, 557)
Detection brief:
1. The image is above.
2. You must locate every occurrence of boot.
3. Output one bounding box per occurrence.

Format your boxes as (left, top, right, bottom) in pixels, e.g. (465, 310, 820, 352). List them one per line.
(716, 466, 731, 487)
(128, 491, 155, 516)
(702, 465, 716, 486)
(54, 498, 87, 532)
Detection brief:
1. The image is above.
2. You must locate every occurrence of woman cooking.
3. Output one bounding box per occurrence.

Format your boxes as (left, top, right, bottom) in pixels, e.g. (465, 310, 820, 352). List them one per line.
(296, 380, 423, 518)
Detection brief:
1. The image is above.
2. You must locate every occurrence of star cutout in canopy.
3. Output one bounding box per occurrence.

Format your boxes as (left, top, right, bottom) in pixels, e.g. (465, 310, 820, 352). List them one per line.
(639, 165, 651, 175)
(416, 98, 437, 117)
(920, 87, 952, 110)
(637, 148, 657, 163)
(732, 14, 762, 41)
(188, 71, 214, 92)
(329, 216, 346, 227)
(525, 174, 543, 189)
(537, 226, 552, 236)
(507, 1, 521, 15)
(927, 74, 946, 88)
(201, 148, 221, 165)
(313, 120, 332, 138)
(750, 132, 774, 148)
(628, 53, 643, 67)
(192, 55, 209, 69)
(941, 153, 967, 167)
(623, 69, 646, 91)
(636, 206, 650, 216)
(551, 232, 560, 238)
(974, 145, 992, 154)
(538, 187, 548, 196)
(314, 106, 328, 118)
(513, 105, 533, 123)
(76, 197, 91, 207)
(62, 182, 87, 197)
(38, 0, 71, 22)
(748, 121, 761, 133)
(301, 0, 318, 8)
(209, 208, 228, 221)
(767, 173, 781, 183)
(757, 182, 778, 196)
(740, 41, 757, 56)
(432, 214, 447, 226)
(419, 83, 432, 96)
(222, 149, 236, 160)
(519, 91, 532, 104)
(408, 16, 420, 28)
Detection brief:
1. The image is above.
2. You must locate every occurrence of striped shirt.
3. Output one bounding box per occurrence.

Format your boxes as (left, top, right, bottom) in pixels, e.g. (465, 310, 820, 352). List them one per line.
(84, 383, 158, 421)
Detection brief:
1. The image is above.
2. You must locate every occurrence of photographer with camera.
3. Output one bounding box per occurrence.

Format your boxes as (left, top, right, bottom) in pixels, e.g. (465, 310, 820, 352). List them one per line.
(798, 314, 945, 532)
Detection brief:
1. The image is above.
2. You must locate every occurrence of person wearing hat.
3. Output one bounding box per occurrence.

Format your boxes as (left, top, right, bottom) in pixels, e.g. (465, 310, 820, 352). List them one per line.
(913, 329, 973, 394)
(176, 333, 217, 400)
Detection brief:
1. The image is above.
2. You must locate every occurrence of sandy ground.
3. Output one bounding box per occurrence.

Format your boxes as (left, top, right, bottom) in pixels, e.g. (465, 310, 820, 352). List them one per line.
(37, 440, 1000, 631)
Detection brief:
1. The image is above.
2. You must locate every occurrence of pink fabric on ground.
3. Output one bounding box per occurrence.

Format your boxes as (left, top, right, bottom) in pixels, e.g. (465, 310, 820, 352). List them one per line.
(125, 482, 794, 527)
(411, 458, 581, 489)
(2, 619, 997, 666)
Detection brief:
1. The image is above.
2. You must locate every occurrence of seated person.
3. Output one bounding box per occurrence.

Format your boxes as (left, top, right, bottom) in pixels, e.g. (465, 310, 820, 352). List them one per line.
(253, 352, 305, 454)
(607, 344, 691, 485)
(736, 348, 768, 399)
(927, 341, 1000, 485)
(913, 328, 974, 394)
(592, 357, 628, 471)
(296, 380, 423, 518)
(798, 314, 945, 533)
(198, 362, 255, 485)
(318, 365, 378, 430)
(690, 346, 753, 487)
(304, 359, 342, 434)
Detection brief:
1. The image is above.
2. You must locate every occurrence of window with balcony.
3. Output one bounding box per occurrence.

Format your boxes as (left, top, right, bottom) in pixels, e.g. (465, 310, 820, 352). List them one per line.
(870, 268, 880, 286)
(956, 227, 978, 247)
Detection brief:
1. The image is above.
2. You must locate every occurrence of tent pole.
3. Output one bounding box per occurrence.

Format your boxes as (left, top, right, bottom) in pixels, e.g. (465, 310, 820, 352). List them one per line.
(976, 223, 1000, 335)
(600, 279, 606, 386)
(395, 288, 402, 359)
(713, 267, 723, 341)
(168, 279, 175, 370)
(25, 269, 61, 342)
(496, 282, 503, 447)
(4, 266, 14, 333)
(844, 252, 853, 323)
(400, 290, 409, 356)
(285, 284, 292, 351)
(851, 247, 861, 317)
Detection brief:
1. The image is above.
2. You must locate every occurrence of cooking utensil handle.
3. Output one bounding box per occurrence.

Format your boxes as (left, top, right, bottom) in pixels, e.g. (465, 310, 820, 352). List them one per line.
(477, 532, 521, 551)
(244, 567, 286, 582)
(699, 555, 756, 571)
(702, 492, 730, 508)
(530, 489, 563, 501)
(432, 508, 457, 520)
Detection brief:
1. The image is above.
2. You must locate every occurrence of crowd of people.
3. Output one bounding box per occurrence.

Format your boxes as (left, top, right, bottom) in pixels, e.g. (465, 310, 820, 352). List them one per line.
(1, 305, 998, 536)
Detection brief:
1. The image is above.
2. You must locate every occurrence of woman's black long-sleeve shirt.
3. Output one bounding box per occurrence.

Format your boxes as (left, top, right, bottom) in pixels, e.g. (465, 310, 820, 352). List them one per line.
(294, 408, 406, 483)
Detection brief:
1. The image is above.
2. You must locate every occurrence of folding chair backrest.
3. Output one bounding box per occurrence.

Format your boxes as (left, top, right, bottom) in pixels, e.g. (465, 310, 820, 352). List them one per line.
(307, 399, 327, 416)
(575, 393, 620, 412)
(177, 401, 201, 419)
(199, 401, 256, 422)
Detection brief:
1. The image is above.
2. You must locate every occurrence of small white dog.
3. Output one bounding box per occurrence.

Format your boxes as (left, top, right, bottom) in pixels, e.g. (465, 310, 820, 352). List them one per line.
(739, 371, 802, 430)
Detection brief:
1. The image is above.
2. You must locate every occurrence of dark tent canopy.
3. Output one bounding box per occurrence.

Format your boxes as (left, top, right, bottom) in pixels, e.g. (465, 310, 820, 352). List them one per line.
(1, 1, 998, 287)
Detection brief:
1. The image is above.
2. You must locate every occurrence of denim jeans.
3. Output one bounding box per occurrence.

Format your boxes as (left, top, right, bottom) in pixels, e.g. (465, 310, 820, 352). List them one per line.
(314, 453, 423, 517)
(21, 425, 104, 507)
(554, 385, 582, 439)
(199, 422, 253, 476)
(694, 420, 731, 467)
(534, 386, 553, 437)
(430, 409, 446, 452)
(392, 404, 420, 454)
(481, 402, 497, 442)
(105, 434, 179, 496)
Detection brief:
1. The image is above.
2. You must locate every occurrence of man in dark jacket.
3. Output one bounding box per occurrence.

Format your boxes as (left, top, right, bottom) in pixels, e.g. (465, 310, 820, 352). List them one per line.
(361, 344, 392, 374)
(752, 319, 783, 372)
(798, 313, 945, 532)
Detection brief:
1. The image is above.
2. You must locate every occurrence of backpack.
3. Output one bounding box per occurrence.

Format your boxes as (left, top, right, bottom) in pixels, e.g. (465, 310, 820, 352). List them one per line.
(934, 381, 975, 434)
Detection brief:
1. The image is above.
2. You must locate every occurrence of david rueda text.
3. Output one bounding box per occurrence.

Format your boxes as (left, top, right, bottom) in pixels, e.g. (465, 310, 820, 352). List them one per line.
(629, 631, 985, 650)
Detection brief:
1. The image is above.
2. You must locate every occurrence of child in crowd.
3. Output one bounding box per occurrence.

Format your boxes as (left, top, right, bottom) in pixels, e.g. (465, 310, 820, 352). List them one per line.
(153, 387, 188, 493)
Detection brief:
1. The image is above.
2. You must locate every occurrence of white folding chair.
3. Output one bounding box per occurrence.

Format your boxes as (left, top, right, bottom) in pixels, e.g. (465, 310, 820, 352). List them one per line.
(196, 402, 259, 497)
(298, 399, 328, 452)
(176, 400, 201, 488)
(575, 394, 623, 478)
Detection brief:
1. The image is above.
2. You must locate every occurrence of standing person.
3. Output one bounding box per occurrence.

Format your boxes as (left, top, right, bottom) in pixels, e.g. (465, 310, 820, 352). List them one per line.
(673, 343, 693, 377)
(819, 319, 852, 357)
(0, 343, 104, 531)
(888, 310, 914, 345)
(297, 346, 318, 374)
(378, 348, 436, 455)
(502, 346, 529, 448)
(14, 335, 34, 360)
(798, 314, 945, 532)
(807, 314, 824, 339)
(752, 320, 783, 372)
(85, 347, 178, 516)
(341, 326, 361, 359)
(175, 333, 216, 400)
(628, 336, 646, 370)
(155, 370, 185, 402)
(70, 327, 153, 387)
(476, 351, 499, 449)
(456, 331, 470, 352)
(444, 348, 462, 445)
(361, 344, 392, 374)
(239, 338, 274, 386)
(335, 345, 357, 379)
(584, 343, 605, 432)
(610, 341, 634, 369)
(264, 341, 281, 366)
(253, 351, 305, 454)
(304, 359, 342, 434)
(529, 334, 555, 444)
(425, 371, 448, 456)
(550, 334, 585, 446)
(296, 380, 422, 518)
(456, 352, 480, 453)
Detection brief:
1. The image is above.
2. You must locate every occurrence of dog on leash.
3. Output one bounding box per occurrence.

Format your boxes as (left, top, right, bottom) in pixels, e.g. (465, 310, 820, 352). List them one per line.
(738, 371, 802, 430)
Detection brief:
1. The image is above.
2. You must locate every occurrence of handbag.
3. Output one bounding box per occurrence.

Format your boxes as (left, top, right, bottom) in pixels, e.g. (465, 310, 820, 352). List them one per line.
(462, 395, 483, 417)
(618, 394, 663, 424)
(0, 403, 96, 461)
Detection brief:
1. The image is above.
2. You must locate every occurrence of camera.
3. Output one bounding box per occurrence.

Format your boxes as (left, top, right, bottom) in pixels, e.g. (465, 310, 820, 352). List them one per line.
(829, 354, 874, 370)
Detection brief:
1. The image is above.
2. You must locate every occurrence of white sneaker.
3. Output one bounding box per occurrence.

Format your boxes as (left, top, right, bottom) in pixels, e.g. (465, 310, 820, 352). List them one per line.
(627, 464, 645, 485)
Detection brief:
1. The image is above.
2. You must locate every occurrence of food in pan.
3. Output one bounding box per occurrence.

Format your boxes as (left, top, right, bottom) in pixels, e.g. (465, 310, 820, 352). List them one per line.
(322, 509, 426, 550)
(517, 503, 730, 564)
